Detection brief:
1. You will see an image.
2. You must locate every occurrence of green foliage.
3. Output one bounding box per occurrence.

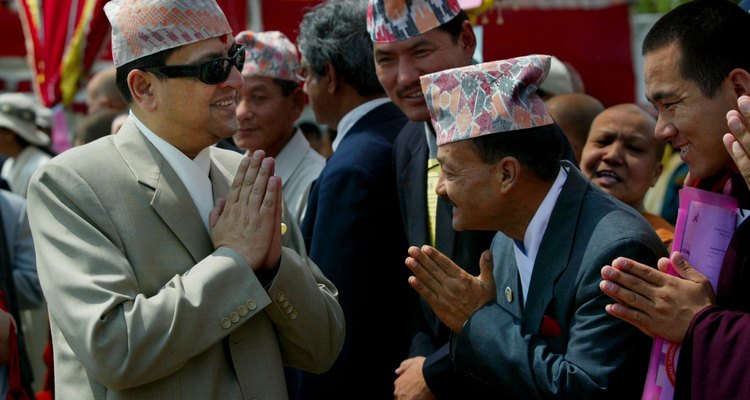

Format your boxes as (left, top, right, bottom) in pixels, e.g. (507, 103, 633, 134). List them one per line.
(633, 0, 688, 13)
(632, 0, 740, 13)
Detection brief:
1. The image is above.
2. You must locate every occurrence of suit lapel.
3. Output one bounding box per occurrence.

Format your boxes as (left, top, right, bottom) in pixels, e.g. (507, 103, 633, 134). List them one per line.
(114, 120, 213, 263)
(401, 123, 430, 247)
(521, 163, 586, 335)
(492, 234, 523, 320)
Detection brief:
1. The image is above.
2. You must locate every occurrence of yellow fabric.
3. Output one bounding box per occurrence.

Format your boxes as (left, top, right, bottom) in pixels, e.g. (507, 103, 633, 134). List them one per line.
(61, 0, 99, 106)
(427, 158, 441, 246)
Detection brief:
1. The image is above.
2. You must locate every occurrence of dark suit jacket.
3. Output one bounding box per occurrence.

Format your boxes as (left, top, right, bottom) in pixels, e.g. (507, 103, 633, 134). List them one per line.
(453, 163, 666, 399)
(299, 101, 413, 400)
(392, 121, 495, 398)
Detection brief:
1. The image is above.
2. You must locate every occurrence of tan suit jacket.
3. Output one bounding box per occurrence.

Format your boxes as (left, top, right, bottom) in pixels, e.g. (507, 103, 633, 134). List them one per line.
(26, 120, 345, 399)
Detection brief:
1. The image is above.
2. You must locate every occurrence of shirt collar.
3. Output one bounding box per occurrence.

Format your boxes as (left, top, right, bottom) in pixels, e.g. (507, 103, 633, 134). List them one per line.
(275, 128, 308, 184)
(516, 165, 568, 259)
(333, 97, 391, 151)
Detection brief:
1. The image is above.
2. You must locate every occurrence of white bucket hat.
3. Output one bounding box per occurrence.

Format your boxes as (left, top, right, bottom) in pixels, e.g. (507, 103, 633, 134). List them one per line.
(0, 93, 50, 147)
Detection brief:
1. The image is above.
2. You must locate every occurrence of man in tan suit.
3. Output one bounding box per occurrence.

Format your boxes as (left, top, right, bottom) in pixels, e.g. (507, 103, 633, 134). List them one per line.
(25, 1, 344, 399)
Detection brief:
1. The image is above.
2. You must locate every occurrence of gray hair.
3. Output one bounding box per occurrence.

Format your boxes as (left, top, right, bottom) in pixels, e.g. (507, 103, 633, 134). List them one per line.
(297, 0, 384, 96)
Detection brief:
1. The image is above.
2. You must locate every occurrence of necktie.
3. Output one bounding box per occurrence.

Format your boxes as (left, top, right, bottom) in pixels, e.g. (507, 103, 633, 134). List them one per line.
(426, 158, 441, 247)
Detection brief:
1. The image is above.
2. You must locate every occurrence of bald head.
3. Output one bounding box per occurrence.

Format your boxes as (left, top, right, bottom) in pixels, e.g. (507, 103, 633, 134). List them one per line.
(545, 93, 605, 164)
(86, 67, 127, 114)
(581, 103, 663, 210)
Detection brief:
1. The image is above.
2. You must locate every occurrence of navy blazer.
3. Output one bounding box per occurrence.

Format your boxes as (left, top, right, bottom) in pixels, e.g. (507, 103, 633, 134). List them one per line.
(392, 121, 495, 398)
(453, 164, 666, 398)
(299, 101, 414, 399)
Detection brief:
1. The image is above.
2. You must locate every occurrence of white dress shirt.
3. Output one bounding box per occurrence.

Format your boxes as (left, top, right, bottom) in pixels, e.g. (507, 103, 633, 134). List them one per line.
(131, 113, 213, 231)
(514, 166, 568, 305)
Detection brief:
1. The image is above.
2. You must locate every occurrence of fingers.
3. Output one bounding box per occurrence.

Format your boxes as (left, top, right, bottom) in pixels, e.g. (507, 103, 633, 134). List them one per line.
(610, 257, 669, 286)
(420, 245, 462, 278)
(229, 150, 264, 205)
(246, 158, 275, 218)
(395, 358, 413, 375)
(669, 252, 701, 281)
(725, 96, 750, 189)
(599, 271, 655, 310)
(406, 250, 442, 298)
(603, 303, 653, 338)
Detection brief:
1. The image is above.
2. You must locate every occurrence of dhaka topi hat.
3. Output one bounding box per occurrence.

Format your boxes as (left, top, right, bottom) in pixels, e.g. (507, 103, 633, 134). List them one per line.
(234, 31, 301, 83)
(104, 0, 233, 68)
(367, 0, 462, 44)
(420, 55, 554, 146)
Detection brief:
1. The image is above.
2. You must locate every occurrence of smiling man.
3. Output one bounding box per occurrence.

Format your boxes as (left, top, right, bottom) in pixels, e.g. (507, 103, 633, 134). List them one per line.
(598, 1, 750, 398)
(24, 1, 344, 399)
(404, 55, 665, 398)
(367, 2, 496, 397)
(580, 103, 674, 249)
(232, 31, 325, 225)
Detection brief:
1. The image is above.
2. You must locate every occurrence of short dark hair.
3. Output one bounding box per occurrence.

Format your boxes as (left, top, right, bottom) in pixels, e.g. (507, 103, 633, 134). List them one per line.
(115, 47, 178, 103)
(436, 10, 470, 43)
(470, 124, 564, 182)
(643, 0, 750, 98)
(297, 0, 384, 97)
(273, 78, 301, 97)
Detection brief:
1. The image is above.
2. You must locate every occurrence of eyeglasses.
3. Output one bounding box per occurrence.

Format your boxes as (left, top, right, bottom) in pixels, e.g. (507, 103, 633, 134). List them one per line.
(142, 45, 246, 85)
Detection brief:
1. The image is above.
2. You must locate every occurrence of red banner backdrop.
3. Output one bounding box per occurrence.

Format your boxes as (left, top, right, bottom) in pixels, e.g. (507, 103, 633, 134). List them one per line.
(260, 1, 635, 106)
(14, 0, 247, 109)
(481, 3, 635, 106)
(17, 0, 111, 107)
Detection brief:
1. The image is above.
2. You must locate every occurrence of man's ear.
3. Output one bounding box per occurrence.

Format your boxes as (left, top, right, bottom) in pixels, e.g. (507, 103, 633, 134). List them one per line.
(289, 87, 305, 120)
(497, 157, 520, 193)
(458, 20, 477, 63)
(325, 63, 338, 95)
(129, 70, 157, 111)
(729, 68, 750, 97)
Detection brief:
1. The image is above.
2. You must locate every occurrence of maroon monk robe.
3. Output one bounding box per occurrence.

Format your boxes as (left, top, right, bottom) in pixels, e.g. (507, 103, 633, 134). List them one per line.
(675, 170, 750, 399)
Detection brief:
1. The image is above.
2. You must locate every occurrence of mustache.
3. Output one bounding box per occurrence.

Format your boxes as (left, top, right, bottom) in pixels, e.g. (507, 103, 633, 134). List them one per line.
(396, 84, 423, 99)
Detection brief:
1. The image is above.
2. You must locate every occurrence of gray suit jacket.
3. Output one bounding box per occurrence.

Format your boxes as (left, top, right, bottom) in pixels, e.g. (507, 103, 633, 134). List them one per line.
(27, 120, 345, 400)
(452, 163, 665, 399)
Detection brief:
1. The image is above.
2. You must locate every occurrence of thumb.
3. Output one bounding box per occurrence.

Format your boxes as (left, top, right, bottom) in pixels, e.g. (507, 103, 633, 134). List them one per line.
(478, 250, 495, 287)
(209, 198, 227, 228)
(671, 251, 705, 282)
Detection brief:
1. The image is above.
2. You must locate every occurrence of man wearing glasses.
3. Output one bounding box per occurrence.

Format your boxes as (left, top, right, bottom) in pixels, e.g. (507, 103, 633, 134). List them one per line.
(24, 1, 345, 399)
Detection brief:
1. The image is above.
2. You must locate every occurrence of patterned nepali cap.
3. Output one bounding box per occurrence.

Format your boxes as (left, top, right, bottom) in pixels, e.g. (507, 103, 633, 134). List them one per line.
(420, 55, 554, 146)
(367, 0, 462, 43)
(235, 31, 301, 83)
(104, 0, 233, 67)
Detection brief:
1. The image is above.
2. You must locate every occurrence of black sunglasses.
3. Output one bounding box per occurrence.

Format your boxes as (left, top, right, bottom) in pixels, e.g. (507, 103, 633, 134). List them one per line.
(142, 45, 246, 85)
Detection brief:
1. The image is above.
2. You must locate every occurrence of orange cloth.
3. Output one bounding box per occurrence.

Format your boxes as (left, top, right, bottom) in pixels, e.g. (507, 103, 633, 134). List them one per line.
(642, 211, 675, 252)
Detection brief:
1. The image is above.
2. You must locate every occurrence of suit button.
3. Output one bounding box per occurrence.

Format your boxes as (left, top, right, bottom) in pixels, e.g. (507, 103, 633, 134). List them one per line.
(289, 310, 298, 320)
(505, 287, 513, 303)
(230, 312, 240, 323)
(284, 304, 294, 313)
(276, 292, 286, 302)
(238, 305, 249, 316)
(247, 300, 257, 310)
(281, 299, 290, 308)
(220, 318, 231, 329)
